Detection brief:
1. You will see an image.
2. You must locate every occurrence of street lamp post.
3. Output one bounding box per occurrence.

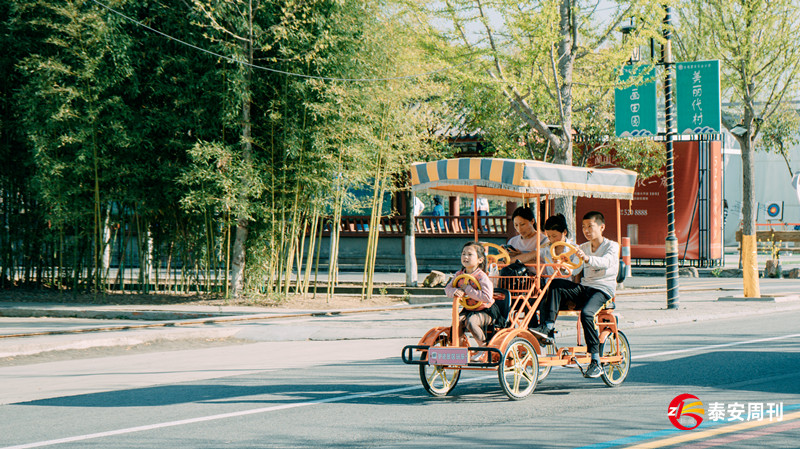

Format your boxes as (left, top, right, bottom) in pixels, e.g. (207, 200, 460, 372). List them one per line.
(620, 8, 680, 309)
(662, 4, 680, 309)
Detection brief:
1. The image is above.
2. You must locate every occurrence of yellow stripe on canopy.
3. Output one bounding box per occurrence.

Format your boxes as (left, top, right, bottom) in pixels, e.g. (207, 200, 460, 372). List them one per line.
(426, 161, 439, 183)
(410, 165, 420, 186)
(447, 159, 459, 179)
(489, 159, 504, 183)
(469, 159, 480, 180)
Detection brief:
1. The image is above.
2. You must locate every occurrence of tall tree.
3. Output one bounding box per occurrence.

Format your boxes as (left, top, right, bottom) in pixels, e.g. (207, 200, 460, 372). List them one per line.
(417, 0, 666, 229)
(15, 0, 139, 290)
(191, 0, 272, 297)
(676, 0, 800, 297)
(183, 0, 444, 296)
(0, 0, 33, 287)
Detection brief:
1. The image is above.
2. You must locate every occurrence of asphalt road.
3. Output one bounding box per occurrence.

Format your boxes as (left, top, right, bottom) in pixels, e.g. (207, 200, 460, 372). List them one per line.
(2, 311, 800, 448)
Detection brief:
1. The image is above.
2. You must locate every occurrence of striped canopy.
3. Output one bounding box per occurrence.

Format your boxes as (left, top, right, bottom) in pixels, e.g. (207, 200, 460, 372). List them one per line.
(410, 158, 638, 201)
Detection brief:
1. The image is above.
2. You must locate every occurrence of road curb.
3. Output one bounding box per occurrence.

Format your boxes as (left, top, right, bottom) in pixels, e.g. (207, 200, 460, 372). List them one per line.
(0, 307, 248, 321)
(0, 302, 452, 340)
(0, 326, 242, 359)
(717, 294, 800, 302)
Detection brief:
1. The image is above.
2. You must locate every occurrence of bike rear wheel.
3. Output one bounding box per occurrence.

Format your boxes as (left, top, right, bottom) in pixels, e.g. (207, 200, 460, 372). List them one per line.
(600, 330, 630, 387)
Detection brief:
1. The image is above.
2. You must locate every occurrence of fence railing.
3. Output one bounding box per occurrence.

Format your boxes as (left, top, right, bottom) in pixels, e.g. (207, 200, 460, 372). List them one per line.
(332, 215, 510, 237)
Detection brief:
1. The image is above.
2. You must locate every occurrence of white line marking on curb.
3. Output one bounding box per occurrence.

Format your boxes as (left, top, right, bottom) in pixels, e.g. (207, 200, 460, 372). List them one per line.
(5, 333, 800, 448)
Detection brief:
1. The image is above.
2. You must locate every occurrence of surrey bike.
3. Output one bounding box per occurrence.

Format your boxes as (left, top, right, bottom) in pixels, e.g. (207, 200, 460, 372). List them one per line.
(400, 157, 634, 400)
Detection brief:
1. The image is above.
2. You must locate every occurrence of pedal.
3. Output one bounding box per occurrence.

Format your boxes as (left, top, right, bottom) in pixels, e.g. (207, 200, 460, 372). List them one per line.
(529, 328, 556, 344)
(571, 356, 587, 376)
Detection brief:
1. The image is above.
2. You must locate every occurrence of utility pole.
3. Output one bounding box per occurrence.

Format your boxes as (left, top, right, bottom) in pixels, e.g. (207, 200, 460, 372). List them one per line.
(663, 4, 680, 309)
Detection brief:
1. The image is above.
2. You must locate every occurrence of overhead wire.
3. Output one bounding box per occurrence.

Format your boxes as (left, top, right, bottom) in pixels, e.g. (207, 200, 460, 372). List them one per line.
(88, 0, 477, 82)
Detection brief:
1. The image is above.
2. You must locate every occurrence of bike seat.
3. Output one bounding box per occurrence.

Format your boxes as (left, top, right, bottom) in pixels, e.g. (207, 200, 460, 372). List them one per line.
(557, 297, 616, 316)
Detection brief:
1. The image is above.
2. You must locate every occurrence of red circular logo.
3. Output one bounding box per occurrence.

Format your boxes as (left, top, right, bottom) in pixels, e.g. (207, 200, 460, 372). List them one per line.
(668, 393, 705, 430)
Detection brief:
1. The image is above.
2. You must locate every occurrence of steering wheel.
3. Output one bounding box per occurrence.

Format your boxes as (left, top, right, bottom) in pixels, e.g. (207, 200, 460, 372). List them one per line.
(550, 241, 584, 270)
(481, 242, 511, 265)
(452, 273, 484, 310)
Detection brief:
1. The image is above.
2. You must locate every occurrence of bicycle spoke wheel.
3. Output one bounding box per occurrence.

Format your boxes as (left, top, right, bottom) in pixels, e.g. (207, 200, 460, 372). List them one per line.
(419, 334, 461, 396)
(600, 330, 630, 387)
(498, 337, 539, 400)
(538, 341, 556, 382)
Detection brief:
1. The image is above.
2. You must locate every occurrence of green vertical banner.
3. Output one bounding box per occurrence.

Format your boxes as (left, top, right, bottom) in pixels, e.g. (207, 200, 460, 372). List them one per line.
(615, 65, 657, 137)
(676, 60, 721, 134)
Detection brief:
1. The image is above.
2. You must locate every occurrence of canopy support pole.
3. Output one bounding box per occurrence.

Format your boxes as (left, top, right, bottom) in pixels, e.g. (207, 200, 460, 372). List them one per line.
(473, 187, 479, 242)
(616, 199, 622, 242)
(545, 194, 550, 220)
(535, 194, 541, 288)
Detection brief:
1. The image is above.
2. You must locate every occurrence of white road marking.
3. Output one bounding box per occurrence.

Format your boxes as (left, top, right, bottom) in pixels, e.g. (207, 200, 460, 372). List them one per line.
(2, 384, 422, 449)
(631, 333, 800, 360)
(5, 333, 800, 448)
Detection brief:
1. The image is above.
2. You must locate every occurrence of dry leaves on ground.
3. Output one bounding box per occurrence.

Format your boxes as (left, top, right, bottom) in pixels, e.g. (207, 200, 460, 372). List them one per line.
(0, 289, 409, 310)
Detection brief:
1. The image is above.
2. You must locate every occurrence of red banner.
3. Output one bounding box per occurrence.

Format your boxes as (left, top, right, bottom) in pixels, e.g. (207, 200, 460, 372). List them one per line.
(577, 141, 722, 261)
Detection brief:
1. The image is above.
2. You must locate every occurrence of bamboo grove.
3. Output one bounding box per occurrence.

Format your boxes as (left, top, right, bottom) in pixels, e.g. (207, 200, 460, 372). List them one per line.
(0, 0, 452, 299)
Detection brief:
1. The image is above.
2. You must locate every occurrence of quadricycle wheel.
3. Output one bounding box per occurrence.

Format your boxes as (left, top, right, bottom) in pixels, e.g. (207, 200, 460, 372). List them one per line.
(600, 330, 630, 387)
(419, 333, 462, 397)
(498, 337, 539, 400)
(538, 340, 556, 382)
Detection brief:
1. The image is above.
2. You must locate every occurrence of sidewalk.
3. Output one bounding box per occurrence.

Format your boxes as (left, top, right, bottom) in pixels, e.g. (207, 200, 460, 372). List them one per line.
(1, 276, 799, 359)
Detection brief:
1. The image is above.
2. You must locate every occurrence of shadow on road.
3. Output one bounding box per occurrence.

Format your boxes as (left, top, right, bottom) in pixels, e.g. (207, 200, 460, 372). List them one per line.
(628, 349, 800, 395)
(16, 345, 800, 409)
(16, 357, 615, 408)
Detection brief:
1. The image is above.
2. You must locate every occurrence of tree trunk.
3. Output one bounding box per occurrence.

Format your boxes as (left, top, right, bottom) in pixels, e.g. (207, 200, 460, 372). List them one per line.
(405, 191, 418, 287)
(230, 3, 254, 298)
(739, 129, 761, 297)
(554, 0, 576, 232)
(101, 203, 112, 287)
(230, 221, 248, 296)
(146, 226, 155, 293)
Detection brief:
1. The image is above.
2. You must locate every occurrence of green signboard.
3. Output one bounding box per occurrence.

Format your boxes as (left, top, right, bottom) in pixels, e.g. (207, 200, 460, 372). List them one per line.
(614, 65, 657, 137)
(676, 60, 721, 135)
